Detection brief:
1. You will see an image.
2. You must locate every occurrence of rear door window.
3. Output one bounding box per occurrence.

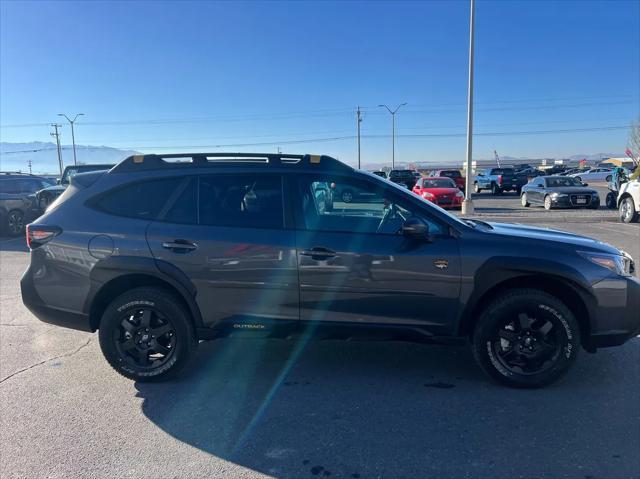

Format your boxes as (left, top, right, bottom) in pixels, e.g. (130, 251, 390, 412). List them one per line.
(198, 174, 284, 229)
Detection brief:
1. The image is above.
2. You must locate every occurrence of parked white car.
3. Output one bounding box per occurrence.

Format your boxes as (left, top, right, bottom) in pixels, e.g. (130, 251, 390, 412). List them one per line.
(569, 168, 613, 182)
(617, 179, 640, 223)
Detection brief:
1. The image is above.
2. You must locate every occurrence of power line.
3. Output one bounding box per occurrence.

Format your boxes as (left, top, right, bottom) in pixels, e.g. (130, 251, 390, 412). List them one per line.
(1, 94, 637, 129)
(0, 124, 630, 154)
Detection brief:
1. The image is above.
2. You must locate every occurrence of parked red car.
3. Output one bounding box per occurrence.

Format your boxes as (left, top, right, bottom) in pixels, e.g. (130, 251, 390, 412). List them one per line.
(412, 177, 464, 209)
(429, 169, 465, 191)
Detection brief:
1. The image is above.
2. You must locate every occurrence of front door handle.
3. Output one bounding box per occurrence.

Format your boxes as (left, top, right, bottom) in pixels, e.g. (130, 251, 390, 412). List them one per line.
(162, 240, 198, 252)
(301, 247, 336, 261)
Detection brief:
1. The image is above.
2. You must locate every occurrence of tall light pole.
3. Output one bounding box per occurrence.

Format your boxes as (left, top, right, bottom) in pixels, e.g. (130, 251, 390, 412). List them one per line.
(461, 0, 475, 215)
(378, 103, 407, 169)
(356, 106, 362, 169)
(58, 113, 84, 165)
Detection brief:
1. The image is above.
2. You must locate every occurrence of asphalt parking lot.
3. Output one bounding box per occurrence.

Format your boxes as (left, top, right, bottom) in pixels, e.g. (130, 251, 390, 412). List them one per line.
(1, 186, 639, 479)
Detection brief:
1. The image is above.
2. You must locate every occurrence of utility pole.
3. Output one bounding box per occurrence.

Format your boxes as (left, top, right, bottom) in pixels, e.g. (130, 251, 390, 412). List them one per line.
(50, 123, 64, 176)
(27, 159, 33, 174)
(462, 0, 476, 215)
(378, 103, 407, 169)
(494, 149, 501, 167)
(356, 106, 362, 169)
(58, 113, 84, 165)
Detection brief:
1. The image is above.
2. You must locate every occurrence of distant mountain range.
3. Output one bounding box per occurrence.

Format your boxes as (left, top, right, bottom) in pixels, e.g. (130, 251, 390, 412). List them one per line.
(0, 142, 139, 174)
(0, 141, 625, 174)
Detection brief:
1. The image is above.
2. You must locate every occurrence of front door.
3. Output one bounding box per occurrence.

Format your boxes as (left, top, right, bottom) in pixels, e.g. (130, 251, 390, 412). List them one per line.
(292, 174, 461, 334)
(146, 174, 299, 329)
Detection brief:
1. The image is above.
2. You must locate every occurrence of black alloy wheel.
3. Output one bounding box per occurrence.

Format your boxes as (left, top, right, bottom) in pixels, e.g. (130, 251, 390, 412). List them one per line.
(7, 210, 24, 236)
(115, 308, 177, 371)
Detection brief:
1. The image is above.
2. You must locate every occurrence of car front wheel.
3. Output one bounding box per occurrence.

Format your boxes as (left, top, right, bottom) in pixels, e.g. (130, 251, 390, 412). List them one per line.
(98, 287, 197, 382)
(521, 192, 530, 207)
(472, 288, 580, 388)
(544, 195, 553, 210)
(474, 183, 481, 193)
(619, 196, 639, 223)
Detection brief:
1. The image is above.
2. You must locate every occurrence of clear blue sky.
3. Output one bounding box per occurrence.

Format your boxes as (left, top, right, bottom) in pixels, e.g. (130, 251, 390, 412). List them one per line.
(1, 0, 639, 166)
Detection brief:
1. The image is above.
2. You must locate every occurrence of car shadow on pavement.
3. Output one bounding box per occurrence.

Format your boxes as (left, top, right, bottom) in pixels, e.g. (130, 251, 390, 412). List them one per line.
(133, 337, 639, 478)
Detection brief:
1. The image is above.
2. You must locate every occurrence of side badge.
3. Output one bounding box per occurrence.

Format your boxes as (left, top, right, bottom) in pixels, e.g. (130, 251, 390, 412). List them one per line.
(434, 259, 448, 270)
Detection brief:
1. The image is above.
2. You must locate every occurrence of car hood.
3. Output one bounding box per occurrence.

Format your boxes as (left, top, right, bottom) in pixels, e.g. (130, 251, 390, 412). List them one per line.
(423, 187, 460, 195)
(486, 222, 620, 255)
(546, 187, 598, 195)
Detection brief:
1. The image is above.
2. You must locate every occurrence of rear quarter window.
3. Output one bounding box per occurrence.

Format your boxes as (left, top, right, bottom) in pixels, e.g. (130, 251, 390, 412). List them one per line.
(93, 177, 184, 220)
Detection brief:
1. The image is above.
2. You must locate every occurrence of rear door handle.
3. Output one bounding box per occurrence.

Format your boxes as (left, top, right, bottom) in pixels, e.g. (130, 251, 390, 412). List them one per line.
(162, 240, 198, 252)
(301, 247, 336, 261)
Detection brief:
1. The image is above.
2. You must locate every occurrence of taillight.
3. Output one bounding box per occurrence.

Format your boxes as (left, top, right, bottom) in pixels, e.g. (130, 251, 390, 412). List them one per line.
(497, 175, 503, 185)
(26, 225, 61, 249)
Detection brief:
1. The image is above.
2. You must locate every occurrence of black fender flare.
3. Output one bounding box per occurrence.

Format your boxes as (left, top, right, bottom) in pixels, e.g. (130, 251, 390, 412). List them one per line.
(84, 256, 203, 328)
(456, 256, 597, 336)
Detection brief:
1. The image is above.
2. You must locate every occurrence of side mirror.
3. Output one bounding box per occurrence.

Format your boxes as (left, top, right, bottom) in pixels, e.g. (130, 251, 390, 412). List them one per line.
(402, 217, 431, 241)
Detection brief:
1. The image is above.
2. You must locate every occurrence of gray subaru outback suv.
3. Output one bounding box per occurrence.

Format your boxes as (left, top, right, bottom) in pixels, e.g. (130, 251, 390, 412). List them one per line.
(21, 153, 640, 388)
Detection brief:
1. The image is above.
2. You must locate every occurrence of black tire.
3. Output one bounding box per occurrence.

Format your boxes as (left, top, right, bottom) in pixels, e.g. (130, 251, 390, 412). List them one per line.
(491, 183, 502, 195)
(520, 192, 530, 207)
(515, 186, 522, 195)
(6, 209, 24, 237)
(98, 287, 197, 382)
(605, 191, 617, 209)
(472, 289, 580, 388)
(544, 195, 553, 210)
(619, 196, 639, 223)
(575, 176, 582, 183)
(605, 175, 612, 183)
(474, 182, 481, 194)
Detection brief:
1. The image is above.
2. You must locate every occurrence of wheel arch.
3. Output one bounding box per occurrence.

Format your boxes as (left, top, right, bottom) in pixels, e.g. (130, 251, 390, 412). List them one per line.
(86, 257, 203, 332)
(458, 273, 594, 349)
(617, 191, 632, 208)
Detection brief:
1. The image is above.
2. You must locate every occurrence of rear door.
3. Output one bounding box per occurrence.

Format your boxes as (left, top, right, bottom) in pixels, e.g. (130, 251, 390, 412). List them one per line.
(292, 173, 461, 333)
(146, 173, 299, 329)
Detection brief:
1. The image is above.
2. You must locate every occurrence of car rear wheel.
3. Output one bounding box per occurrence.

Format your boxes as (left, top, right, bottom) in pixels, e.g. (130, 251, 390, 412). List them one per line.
(474, 182, 481, 193)
(574, 176, 582, 183)
(619, 196, 639, 223)
(341, 189, 354, 203)
(544, 195, 553, 210)
(6, 210, 24, 236)
(472, 288, 580, 388)
(491, 183, 502, 195)
(98, 287, 197, 382)
(605, 192, 617, 209)
(520, 192, 530, 207)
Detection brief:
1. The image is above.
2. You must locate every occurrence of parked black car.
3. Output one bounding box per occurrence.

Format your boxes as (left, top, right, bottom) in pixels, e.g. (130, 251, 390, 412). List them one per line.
(388, 169, 417, 189)
(22, 153, 640, 388)
(371, 170, 387, 179)
(0, 173, 55, 236)
(521, 176, 600, 210)
(35, 164, 114, 210)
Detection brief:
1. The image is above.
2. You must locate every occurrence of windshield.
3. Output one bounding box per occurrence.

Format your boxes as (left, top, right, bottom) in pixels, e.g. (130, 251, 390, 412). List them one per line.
(440, 170, 461, 178)
(546, 177, 582, 187)
(491, 168, 515, 175)
(422, 178, 456, 188)
(389, 170, 414, 178)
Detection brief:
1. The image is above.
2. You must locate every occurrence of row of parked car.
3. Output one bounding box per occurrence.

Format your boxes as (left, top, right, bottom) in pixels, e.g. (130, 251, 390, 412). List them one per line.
(0, 164, 114, 236)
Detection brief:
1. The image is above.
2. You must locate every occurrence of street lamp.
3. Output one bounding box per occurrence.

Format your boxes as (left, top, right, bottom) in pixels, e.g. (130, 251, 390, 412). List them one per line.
(58, 113, 84, 165)
(461, 0, 475, 215)
(378, 103, 407, 169)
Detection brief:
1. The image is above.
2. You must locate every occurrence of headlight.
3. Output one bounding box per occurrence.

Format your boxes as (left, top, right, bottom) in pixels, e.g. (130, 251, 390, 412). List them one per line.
(550, 192, 567, 198)
(578, 251, 634, 276)
(422, 191, 434, 199)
